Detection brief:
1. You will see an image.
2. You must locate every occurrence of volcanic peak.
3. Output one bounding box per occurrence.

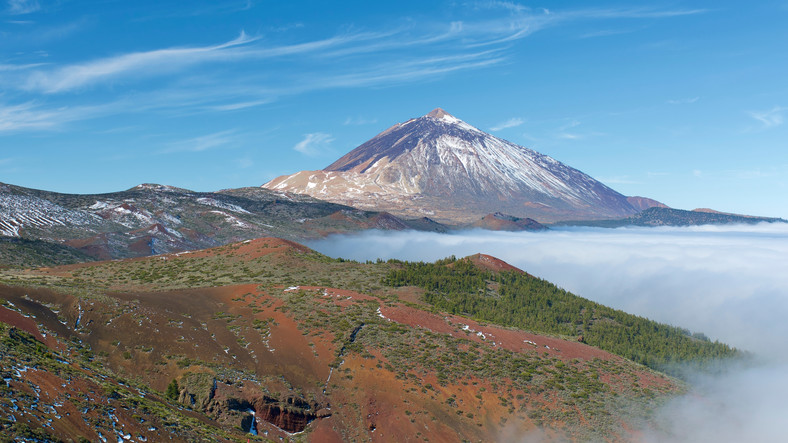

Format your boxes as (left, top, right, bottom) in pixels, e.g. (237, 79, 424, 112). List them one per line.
(425, 107, 457, 120)
(265, 108, 640, 223)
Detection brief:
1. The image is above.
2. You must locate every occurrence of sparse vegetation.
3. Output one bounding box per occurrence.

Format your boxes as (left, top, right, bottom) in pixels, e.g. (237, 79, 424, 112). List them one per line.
(384, 257, 740, 374)
(166, 379, 180, 401)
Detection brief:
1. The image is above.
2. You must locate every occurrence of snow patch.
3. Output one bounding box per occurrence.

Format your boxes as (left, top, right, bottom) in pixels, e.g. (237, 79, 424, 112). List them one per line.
(196, 197, 250, 214)
(208, 210, 252, 228)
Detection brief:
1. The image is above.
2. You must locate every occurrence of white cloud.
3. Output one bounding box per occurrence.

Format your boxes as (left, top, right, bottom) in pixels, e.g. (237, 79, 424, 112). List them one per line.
(579, 28, 635, 39)
(0, 5, 712, 132)
(293, 132, 333, 156)
(490, 117, 524, 131)
(308, 49, 505, 88)
(472, 1, 529, 13)
(0, 63, 46, 71)
(161, 130, 237, 153)
(0, 101, 56, 131)
(749, 106, 785, 129)
(643, 362, 788, 443)
(209, 99, 272, 112)
(23, 32, 258, 93)
(0, 100, 104, 132)
(558, 120, 581, 130)
(7, 0, 39, 14)
(578, 7, 707, 19)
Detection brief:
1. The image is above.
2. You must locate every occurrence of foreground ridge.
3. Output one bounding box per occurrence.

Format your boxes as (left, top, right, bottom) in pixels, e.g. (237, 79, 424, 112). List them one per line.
(0, 237, 740, 441)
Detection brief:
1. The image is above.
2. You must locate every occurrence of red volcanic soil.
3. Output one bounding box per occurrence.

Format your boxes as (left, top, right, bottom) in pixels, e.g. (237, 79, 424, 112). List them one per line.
(286, 286, 379, 305)
(471, 213, 545, 231)
(627, 196, 668, 211)
(0, 305, 47, 344)
(43, 237, 311, 274)
(5, 364, 217, 441)
(338, 354, 504, 443)
(63, 233, 114, 261)
(185, 236, 312, 260)
(465, 253, 527, 274)
(379, 304, 613, 362)
(377, 302, 675, 393)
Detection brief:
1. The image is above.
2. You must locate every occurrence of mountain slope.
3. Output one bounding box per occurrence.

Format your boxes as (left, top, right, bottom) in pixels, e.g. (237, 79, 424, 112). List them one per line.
(556, 206, 787, 228)
(470, 212, 547, 231)
(0, 182, 445, 265)
(265, 108, 641, 223)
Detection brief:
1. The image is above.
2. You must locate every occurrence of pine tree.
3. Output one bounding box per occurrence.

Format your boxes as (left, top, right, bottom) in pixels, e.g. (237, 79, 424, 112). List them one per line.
(166, 378, 179, 401)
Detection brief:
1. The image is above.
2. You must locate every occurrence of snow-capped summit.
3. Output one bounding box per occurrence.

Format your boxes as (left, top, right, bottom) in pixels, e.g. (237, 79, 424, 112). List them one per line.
(264, 109, 642, 223)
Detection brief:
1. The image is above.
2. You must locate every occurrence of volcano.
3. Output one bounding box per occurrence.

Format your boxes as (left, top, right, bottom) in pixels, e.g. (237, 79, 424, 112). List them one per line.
(264, 108, 654, 223)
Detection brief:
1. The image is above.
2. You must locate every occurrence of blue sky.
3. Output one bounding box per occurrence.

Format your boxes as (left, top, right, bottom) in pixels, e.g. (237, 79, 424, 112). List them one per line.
(1, 0, 787, 218)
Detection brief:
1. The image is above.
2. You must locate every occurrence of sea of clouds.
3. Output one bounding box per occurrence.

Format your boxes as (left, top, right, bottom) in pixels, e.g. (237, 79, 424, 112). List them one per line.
(308, 223, 788, 442)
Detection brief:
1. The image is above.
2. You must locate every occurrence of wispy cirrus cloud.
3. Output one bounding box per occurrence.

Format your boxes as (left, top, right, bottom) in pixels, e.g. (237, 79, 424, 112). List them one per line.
(161, 130, 238, 154)
(556, 120, 598, 140)
(310, 53, 504, 90)
(18, 4, 699, 95)
(208, 99, 273, 112)
(7, 0, 40, 14)
(749, 106, 785, 130)
(1, 5, 710, 133)
(0, 100, 109, 132)
(23, 32, 258, 93)
(577, 7, 707, 19)
(471, 1, 530, 13)
(463, 6, 706, 47)
(579, 28, 636, 39)
(293, 132, 333, 157)
(0, 63, 46, 72)
(490, 117, 524, 131)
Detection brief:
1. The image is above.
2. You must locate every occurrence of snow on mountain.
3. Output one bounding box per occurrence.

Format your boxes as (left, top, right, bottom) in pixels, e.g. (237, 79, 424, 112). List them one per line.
(0, 181, 439, 262)
(264, 108, 638, 223)
(94, 202, 156, 228)
(196, 197, 251, 214)
(0, 194, 102, 237)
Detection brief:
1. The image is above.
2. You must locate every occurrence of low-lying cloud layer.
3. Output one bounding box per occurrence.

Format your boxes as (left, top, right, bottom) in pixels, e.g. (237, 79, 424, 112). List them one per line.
(308, 223, 788, 442)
